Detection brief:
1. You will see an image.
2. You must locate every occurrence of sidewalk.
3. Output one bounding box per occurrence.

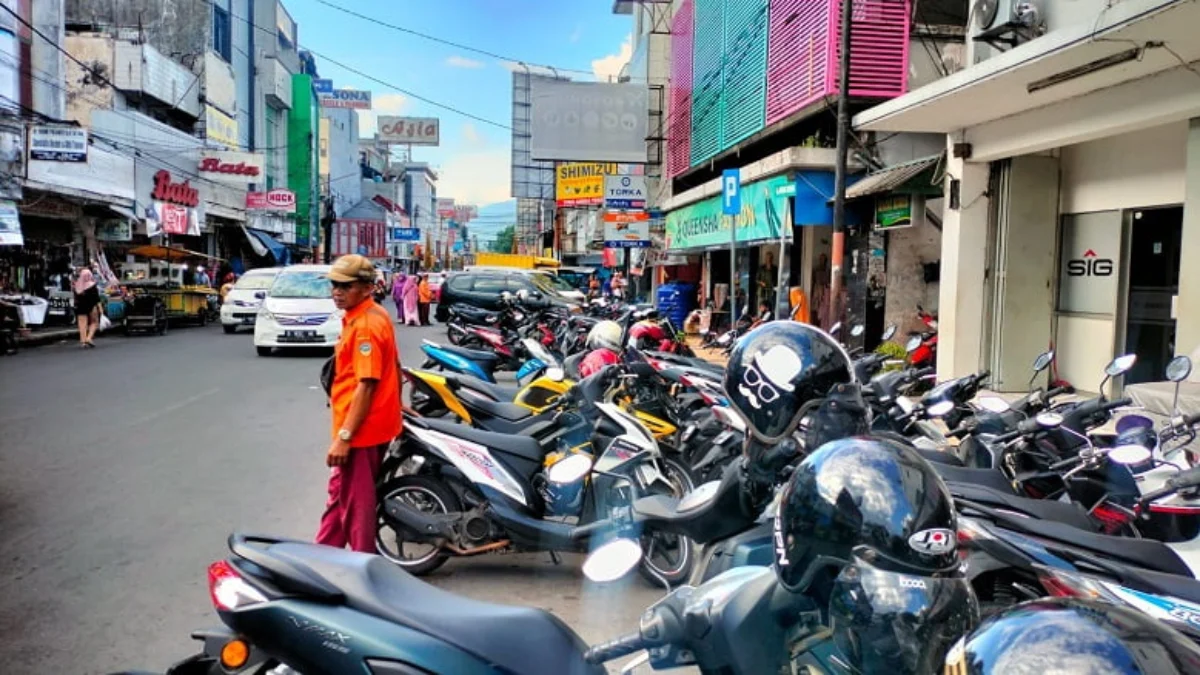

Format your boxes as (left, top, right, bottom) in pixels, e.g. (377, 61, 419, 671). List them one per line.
(686, 336, 728, 366)
(17, 325, 81, 347)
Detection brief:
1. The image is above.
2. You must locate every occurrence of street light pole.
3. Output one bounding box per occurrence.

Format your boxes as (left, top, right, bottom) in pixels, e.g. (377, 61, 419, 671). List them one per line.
(829, 0, 853, 327)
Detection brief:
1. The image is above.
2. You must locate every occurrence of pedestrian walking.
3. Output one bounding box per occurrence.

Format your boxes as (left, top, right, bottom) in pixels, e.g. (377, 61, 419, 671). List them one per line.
(401, 273, 419, 326)
(317, 254, 402, 553)
(417, 274, 432, 326)
(73, 266, 101, 348)
(398, 269, 412, 321)
(789, 286, 810, 324)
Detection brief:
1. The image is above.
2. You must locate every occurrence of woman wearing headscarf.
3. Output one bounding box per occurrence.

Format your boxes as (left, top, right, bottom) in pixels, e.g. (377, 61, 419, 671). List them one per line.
(402, 273, 420, 326)
(391, 272, 407, 323)
(73, 266, 101, 348)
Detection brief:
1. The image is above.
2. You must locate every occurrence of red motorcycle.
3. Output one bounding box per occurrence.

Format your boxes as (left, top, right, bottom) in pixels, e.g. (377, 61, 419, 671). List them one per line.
(905, 305, 939, 369)
(629, 316, 695, 357)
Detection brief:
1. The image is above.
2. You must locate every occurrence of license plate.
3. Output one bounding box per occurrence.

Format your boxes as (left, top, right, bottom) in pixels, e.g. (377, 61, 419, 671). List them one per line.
(282, 330, 319, 343)
(241, 316, 256, 324)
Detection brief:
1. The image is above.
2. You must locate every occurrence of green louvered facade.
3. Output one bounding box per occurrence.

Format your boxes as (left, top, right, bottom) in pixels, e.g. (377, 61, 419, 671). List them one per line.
(689, 0, 725, 165)
(721, 0, 768, 146)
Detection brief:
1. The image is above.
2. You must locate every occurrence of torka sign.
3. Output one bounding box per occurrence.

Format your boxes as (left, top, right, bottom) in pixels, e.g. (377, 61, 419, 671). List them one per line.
(151, 170, 199, 208)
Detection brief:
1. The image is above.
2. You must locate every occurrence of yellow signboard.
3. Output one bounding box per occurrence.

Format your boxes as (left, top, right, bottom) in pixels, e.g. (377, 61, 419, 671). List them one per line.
(205, 105, 239, 149)
(556, 163, 618, 207)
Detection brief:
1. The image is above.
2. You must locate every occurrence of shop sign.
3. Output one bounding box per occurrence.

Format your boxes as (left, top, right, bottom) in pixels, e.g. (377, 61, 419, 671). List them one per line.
(205, 105, 240, 149)
(1058, 212, 1121, 316)
(146, 201, 200, 237)
(436, 198, 455, 218)
(29, 125, 88, 162)
(151, 170, 200, 208)
(603, 174, 647, 209)
(246, 189, 297, 213)
(556, 162, 619, 207)
(604, 218, 651, 249)
(875, 194, 913, 230)
(17, 195, 84, 220)
(665, 174, 790, 251)
(96, 219, 133, 242)
(603, 211, 650, 223)
(319, 88, 372, 110)
(0, 200, 22, 246)
(454, 204, 477, 224)
(198, 151, 264, 184)
(377, 116, 440, 146)
(391, 227, 420, 242)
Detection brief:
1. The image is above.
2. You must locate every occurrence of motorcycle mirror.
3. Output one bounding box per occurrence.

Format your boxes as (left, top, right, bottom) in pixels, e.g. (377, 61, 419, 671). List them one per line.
(977, 396, 1012, 414)
(882, 324, 897, 341)
(905, 335, 923, 354)
(1035, 411, 1064, 428)
(927, 400, 955, 418)
(1167, 355, 1192, 383)
(1033, 351, 1054, 373)
(546, 367, 565, 382)
(1106, 354, 1137, 377)
(582, 538, 643, 583)
(850, 324, 865, 337)
(829, 322, 842, 335)
(1108, 444, 1152, 467)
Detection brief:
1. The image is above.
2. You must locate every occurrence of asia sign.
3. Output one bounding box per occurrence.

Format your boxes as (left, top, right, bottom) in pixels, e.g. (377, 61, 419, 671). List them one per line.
(198, 150, 264, 185)
(246, 189, 297, 213)
(319, 88, 372, 110)
(556, 162, 618, 207)
(603, 174, 647, 210)
(378, 116, 440, 146)
(29, 125, 88, 162)
(665, 175, 790, 251)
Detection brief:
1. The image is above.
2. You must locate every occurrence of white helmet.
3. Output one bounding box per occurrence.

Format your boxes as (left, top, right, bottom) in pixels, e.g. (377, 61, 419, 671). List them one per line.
(586, 320, 622, 352)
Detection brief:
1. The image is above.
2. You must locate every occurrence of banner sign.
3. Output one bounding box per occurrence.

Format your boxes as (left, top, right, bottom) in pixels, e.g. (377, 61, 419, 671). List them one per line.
(29, 125, 88, 162)
(392, 227, 420, 241)
(665, 175, 791, 251)
(454, 204, 477, 224)
(95, 219, 133, 241)
(0, 200, 22, 246)
(319, 88, 372, 110)
(604, 218, 651, 248)
(530, 80, 648, 163)
(246, 189, 297, 213)
(603, 174, 647, 209)
(875, 194, 913, 230)
(148, 201, 200, 237)
(198, 150, 264, 184)
(556, 162, 618, 207)
(378, 116, 440, 146)
(436, 198, 456, 218)
(313, 79, 334, 94)
(205, 105, 239, 149)
(603, 211, 650, 223)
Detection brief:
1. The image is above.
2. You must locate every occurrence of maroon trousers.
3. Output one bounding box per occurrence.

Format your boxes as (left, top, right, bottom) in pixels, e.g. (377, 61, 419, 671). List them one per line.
(315, 445, 384, 553)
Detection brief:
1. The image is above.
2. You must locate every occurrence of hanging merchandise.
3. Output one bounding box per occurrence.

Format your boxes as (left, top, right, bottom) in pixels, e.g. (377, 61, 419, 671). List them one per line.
(0, 200, 21, 246)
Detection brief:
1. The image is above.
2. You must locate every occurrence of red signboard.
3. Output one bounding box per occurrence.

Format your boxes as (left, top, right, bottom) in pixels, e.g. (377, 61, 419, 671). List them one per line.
(151, 170, 199, 207)
(159, 203, 191, 235)
(603, 211, 650, 223)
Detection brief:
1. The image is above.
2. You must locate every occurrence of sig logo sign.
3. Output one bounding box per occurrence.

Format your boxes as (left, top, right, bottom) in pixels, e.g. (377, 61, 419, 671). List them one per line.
(1066, 249, 1114, 277)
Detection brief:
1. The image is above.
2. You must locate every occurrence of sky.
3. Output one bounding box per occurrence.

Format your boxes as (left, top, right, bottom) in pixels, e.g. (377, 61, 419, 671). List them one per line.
(285, 0, 636, 232)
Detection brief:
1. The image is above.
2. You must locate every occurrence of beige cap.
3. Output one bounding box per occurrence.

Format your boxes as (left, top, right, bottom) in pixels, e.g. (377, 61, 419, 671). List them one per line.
(328, 254, 376, 283)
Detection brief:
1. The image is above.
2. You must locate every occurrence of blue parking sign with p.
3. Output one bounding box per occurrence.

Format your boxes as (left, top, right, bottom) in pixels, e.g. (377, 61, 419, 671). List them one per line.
(721, 169, 740, 216)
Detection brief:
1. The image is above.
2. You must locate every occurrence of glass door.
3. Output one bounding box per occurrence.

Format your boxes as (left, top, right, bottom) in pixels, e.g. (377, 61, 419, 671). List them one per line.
(1123, 206, 1183, 385)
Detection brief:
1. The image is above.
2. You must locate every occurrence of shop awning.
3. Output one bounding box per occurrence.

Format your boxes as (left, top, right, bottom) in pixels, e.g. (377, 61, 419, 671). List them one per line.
(105, 204, 140, 223)
(128, 244, 225, 262)
(843, 155, 943, 201)
(246, 228, 290, 265)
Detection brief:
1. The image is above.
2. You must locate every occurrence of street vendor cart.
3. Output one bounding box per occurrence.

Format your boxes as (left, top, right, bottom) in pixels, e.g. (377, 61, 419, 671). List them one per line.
(123, 245, 221, 334)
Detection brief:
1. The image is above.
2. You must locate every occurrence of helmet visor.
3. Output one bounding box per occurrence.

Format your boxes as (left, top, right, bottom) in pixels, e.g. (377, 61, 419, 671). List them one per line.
(830, 560, 979, 675)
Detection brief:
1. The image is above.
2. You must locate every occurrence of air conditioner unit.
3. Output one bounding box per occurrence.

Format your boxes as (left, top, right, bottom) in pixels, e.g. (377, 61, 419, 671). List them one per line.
(973, 0, 1045, 48)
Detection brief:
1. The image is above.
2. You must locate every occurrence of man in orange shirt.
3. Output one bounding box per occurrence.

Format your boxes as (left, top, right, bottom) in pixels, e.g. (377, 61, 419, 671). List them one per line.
(417, 273, 432, 326)
(316, 254, 402, 553)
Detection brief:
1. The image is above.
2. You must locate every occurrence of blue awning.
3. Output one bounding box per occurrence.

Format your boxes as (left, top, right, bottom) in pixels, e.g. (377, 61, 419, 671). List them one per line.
(249, 229, 290, 265)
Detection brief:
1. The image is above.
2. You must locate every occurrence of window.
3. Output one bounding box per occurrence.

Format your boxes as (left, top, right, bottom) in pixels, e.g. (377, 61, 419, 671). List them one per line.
(265, 113, 278, 189)
(446, 275, 473, 292)
(212, 7, 232, 62)
(472, 276, 507, 294)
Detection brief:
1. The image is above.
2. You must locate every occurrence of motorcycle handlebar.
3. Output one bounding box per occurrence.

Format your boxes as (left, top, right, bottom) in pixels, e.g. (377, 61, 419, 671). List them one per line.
(584, 633, 648, 665)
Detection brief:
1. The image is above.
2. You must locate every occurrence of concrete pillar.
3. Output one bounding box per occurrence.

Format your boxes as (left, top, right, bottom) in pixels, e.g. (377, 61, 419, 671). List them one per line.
(937, 137, 991, 379)
(1178, 118, 1200, 375)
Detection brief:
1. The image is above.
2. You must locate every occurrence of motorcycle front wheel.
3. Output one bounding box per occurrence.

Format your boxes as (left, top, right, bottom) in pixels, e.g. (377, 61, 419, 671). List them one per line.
(639, 458, 696, 586)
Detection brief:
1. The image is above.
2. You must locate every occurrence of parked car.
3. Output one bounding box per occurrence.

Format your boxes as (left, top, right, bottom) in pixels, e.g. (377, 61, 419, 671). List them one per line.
(253, 265, 340, 356)
(219, 268, 281, 334)
(425, 272, 446, 303)
(556, 266, 597, 292)
(434, 270, 579, 322)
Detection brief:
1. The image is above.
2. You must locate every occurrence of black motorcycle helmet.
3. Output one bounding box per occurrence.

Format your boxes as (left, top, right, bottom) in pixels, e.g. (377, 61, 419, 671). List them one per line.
(947, 597, 1200, 674)
(723, 322, 854, 443)
(774, 436, 975, 673)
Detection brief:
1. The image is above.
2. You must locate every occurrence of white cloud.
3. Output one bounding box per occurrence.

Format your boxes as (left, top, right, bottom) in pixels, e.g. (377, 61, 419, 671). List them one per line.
(437, 150, 512, 206)
(446, 55, 485, 69)
(357, 93, 409, 138)
(592, 33, 633, 81)
(569, 24, 583, 43)
(461, 122, 487, 149)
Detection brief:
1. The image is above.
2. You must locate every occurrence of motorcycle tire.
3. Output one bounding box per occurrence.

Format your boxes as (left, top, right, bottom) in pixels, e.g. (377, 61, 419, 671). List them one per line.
(446, 324, 462, 345)
(376, 475, 461, 576)
(639, 458, 697, 587)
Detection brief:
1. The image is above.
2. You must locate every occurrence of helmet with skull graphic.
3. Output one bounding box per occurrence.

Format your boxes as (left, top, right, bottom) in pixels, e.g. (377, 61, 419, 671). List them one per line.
(723, 322, 855, 443)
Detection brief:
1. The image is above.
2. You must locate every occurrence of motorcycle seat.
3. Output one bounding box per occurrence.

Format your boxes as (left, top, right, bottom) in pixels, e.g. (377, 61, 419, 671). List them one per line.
(444, 373, 522, 402)
(260, 542, 598, 675)
(947, 482, 1098, 532)
(915, 447, 965, 467)
(440, 344, 502, 366)
(563, 352, 586, 381)
(1104, 563, 1200, 606)
(422, 417, 545, 463)
(933, 464, 1020, 495)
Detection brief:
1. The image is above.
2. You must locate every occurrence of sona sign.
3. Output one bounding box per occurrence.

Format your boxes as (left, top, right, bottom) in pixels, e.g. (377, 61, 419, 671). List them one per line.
(319, 88, 372, 110)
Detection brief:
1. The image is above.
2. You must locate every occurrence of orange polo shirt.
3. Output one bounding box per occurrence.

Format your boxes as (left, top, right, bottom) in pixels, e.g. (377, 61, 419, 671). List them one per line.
(330, 298, 402, 446)
(418, 280, 432, 303)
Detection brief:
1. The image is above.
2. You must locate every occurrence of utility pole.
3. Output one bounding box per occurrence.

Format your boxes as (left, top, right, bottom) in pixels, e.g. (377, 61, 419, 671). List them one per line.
(829, 0, 853, 327)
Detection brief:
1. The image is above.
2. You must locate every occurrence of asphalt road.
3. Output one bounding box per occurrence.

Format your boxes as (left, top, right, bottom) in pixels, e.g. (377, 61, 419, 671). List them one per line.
(0, 313, 666, 674)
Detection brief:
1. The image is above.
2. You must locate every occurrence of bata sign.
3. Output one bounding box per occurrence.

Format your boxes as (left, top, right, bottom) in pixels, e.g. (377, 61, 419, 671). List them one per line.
(151, 170, 200, 208)
(246, 189, 297, 213)
(198, 151, 264, 184)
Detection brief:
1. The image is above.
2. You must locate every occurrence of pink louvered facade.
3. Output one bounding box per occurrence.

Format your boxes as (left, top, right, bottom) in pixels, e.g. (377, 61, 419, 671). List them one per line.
(666, 0, 695, 179)
(766, 0, 910, 125)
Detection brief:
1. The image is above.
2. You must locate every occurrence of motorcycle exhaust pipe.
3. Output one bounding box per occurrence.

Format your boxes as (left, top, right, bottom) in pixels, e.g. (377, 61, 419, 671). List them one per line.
(382, 496, 457, 541)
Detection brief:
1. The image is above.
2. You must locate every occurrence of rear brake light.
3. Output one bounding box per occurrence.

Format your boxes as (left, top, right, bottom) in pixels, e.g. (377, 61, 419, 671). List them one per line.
(208, 560, 267, 612)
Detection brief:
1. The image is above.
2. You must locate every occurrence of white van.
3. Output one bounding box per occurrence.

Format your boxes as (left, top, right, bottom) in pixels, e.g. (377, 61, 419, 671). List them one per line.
(219, 268, 281, 334)
(253, 265, 341, 356)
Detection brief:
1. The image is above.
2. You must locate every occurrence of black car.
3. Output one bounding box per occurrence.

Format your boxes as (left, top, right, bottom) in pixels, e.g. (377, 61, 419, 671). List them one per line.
(434, 270, 578, 322)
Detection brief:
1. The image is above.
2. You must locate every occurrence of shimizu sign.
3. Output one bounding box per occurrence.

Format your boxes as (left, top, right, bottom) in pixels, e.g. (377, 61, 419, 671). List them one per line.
(198, 150, 264, 185)
(556, 162, 618, 207)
